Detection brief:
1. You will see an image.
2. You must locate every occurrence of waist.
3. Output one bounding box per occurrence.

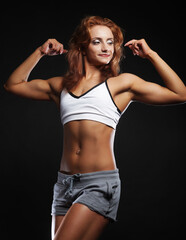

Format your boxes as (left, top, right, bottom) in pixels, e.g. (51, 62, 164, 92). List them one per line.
(58, 168, 119, 183)
(60, 152, 116, 174)
(60, 139, 116, 174)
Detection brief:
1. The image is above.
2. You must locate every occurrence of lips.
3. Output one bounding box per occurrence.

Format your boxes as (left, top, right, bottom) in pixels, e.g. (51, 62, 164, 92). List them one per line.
(98, 54, 110, 57)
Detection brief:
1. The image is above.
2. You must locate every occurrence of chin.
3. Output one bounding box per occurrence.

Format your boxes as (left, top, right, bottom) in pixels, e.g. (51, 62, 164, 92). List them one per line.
(95, 58, 112, 66)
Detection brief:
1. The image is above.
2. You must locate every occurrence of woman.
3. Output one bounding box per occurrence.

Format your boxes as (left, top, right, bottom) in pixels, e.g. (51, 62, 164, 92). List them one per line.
(4, 16, 186, 240)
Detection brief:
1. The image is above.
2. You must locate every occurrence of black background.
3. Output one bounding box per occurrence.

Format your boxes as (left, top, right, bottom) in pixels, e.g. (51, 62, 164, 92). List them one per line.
(1, 2, 185, 239)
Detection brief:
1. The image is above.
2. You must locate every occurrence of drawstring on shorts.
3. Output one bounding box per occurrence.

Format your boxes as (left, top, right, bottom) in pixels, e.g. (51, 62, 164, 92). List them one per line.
(62, 173, 81, 198)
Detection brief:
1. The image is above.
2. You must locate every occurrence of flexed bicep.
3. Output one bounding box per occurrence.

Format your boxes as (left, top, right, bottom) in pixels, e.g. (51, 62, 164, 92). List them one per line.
(4, 39, 67, 101)
(5, 79, 52, 100)
(131, 75, 184, 105)
(125, 38, 186, 104)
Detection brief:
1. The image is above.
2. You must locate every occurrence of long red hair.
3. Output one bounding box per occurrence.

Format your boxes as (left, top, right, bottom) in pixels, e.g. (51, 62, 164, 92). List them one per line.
(63, 16, 124, 91)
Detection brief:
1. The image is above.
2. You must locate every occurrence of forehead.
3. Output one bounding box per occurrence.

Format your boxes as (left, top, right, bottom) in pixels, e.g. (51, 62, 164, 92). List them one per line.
(89, 25, 114, 39)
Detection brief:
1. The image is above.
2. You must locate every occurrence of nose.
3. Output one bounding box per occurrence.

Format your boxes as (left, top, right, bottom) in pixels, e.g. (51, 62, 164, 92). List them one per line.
(101, 43, 108, 52)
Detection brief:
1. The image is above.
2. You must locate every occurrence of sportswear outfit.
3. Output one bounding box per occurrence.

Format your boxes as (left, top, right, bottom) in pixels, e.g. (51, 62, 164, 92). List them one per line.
(51, 79, 132, 221)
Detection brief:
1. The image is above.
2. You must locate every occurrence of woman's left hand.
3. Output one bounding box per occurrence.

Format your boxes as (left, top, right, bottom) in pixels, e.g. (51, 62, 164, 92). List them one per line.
(124, 39, 153, 58)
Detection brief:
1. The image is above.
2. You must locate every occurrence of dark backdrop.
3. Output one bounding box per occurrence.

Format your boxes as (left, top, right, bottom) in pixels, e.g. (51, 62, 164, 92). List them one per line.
(1, 3, 185, 240)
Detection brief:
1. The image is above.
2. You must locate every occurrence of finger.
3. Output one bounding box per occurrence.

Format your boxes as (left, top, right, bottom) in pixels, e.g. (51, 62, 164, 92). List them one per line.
(54, 42, 63, 54)
(50, 43, 60, 55)
(62, 49, 68, 54)
(127, 44, 134, 51)
(53, 42, 58, 51)
(58, 44, 68, 55)
(133, 42, 139, 50)
(56, 45, 68, 55)
(59, 44, 65, 54)
(56, 44, 61, 54)
(124, 40, 134, 46)
(133, 49, 139, 56)
(126, 43, 139, 55)
(40, 40, 50, 54)
(59, 44, 63, 54)
(42, 39, 68, 55)
(124, 39, 137, 47)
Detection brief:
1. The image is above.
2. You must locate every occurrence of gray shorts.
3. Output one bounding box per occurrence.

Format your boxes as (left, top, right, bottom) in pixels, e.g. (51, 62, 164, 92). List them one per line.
(51, 169, 121, 222)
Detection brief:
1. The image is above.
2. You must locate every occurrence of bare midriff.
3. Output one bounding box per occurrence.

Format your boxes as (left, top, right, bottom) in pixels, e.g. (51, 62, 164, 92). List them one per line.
(60, 120, 117, 174)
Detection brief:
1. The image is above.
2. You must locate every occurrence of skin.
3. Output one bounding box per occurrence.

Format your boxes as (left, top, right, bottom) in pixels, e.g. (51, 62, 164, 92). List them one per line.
(4, 25, 186, 240)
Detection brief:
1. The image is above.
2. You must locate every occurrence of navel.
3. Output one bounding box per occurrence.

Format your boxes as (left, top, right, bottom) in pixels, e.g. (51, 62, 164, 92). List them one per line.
(76, 149, 81, 155)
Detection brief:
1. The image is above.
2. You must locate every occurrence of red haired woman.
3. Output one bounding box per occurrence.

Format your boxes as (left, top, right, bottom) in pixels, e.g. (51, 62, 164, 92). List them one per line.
(4, 16, 186, 240)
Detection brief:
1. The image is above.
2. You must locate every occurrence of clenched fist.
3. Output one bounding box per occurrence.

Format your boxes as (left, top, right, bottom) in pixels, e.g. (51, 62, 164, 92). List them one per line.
(39, 39, 68, 56)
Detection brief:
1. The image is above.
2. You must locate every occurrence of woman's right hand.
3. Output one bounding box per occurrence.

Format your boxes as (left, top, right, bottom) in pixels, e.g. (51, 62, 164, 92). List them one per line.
(39, 39, 68, 56)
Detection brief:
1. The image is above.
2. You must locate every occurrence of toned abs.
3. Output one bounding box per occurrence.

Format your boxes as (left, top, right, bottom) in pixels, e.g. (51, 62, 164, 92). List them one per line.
(60, 120, 116, 174)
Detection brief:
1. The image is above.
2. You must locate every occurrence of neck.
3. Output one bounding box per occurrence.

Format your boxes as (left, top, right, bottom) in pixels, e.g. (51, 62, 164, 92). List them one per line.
(83, 57, 103, 81)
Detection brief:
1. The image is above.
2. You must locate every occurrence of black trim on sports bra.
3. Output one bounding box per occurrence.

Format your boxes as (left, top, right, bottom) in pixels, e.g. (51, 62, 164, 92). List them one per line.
(105, 79, 122, 114)
(69, 81, 105, 99)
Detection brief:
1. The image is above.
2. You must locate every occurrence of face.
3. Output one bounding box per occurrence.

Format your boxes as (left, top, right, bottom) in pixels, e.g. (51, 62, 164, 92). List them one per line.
(85, 25, 114, 66)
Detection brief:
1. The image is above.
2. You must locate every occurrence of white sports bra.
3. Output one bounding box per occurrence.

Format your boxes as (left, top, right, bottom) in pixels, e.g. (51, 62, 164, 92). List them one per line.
(60, 79, 131, 129)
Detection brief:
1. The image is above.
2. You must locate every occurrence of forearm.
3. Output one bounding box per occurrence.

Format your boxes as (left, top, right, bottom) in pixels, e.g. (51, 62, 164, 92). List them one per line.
(5, 47, 44, 88)
(147, 51, 186, 96)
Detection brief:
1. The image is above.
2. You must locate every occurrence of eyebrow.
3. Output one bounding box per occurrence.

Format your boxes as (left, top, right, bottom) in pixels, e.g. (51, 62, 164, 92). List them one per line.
(92, 37, 114, 40)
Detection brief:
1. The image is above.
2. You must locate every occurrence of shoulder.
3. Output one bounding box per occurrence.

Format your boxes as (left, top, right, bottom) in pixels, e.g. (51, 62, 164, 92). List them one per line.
(116, 73, 141, 84)
(107, 73, 140, 94)
(47, 76, 64, 96)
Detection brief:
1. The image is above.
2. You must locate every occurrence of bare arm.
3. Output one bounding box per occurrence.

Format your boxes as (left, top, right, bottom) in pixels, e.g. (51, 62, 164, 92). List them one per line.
(4, 39, 66, 100)
(123, 39, 186, 105)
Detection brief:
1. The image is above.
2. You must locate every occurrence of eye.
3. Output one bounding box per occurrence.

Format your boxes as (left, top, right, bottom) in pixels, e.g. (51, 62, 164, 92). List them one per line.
(107, 40, 114, 45)
(92, 39, 100, 45)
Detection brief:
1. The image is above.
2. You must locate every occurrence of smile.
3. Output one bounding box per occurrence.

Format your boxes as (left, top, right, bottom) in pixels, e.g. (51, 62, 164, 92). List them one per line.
(98, 54, 110, 57)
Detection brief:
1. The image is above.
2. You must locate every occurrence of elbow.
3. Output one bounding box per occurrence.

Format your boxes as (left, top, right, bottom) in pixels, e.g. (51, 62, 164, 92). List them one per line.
(4, 82, 14, 93)
(4, 83, 9, 92)
(4, 83, 13, 92)
(4, 75, 18, 92)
